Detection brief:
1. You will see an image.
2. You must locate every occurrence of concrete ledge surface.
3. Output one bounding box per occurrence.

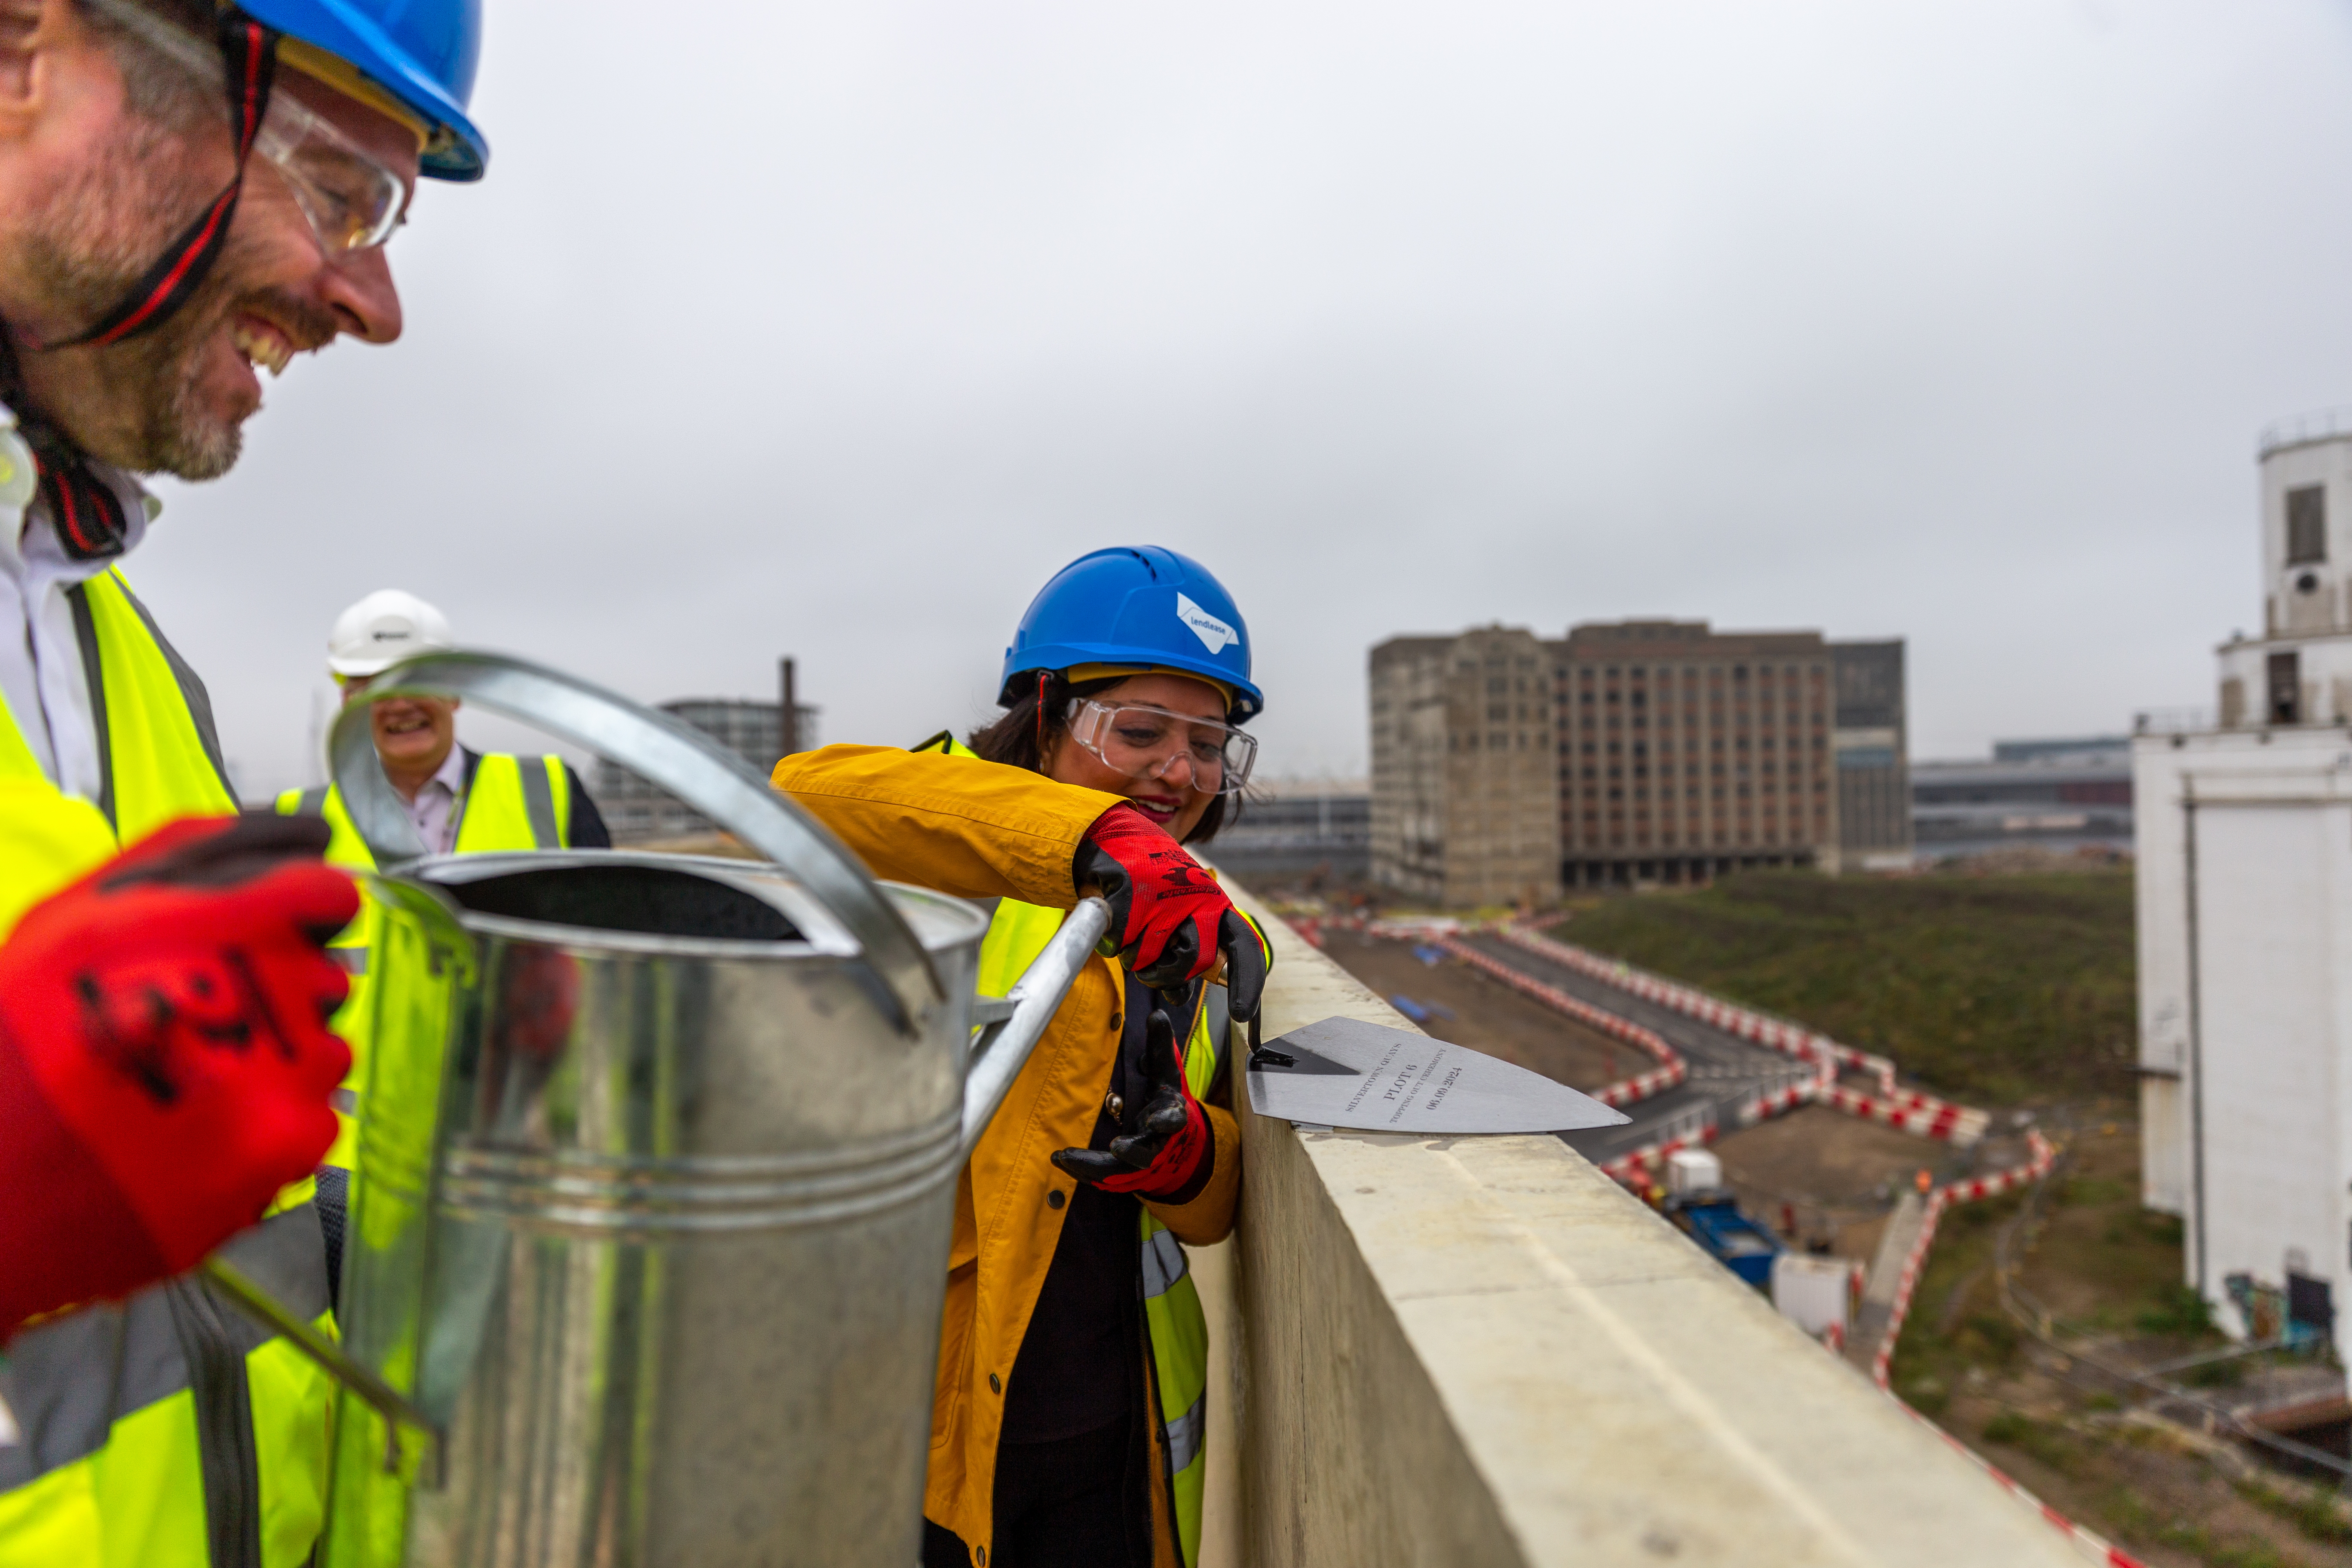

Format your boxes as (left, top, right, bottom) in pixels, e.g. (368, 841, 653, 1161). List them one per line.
(1215, 889, 2085, 1568)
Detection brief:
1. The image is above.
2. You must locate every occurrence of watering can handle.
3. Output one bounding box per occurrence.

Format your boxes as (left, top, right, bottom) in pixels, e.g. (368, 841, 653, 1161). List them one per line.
(960, 898, 1112, 1161)
(326, 649, 944, 1035)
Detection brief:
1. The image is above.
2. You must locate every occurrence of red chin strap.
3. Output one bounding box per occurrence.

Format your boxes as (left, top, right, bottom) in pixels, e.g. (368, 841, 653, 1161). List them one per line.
(44, 10, 278, 350)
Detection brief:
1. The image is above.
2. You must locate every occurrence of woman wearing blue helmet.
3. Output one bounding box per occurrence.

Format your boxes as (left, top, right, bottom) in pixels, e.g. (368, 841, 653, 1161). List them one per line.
(908, 546, 1266, 1568)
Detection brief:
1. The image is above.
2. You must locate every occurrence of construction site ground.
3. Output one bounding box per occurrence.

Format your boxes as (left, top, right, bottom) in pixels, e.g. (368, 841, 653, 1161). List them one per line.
(1312, 902, 2352, 1568)
(1892, 1112, 2352, 1568)
(1312, 935, 2005, 1261)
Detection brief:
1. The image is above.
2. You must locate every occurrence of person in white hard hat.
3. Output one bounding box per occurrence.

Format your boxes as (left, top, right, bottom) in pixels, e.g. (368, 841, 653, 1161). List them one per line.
(277, 588, 608, 1168)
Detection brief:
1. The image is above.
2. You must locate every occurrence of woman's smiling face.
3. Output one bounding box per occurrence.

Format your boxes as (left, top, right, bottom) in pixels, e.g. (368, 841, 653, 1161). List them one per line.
(1041, 672, 1227, 842)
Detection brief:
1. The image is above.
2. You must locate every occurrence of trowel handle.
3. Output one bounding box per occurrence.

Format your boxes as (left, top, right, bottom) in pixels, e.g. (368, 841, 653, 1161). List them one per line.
(960, 898, 1111, 1161)
(326, 649, 943, 1037)
(201, 1256, 445, 1487)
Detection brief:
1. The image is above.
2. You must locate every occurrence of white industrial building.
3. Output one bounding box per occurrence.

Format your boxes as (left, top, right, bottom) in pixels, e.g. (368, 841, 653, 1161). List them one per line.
(2136, 410, 2352, 1351)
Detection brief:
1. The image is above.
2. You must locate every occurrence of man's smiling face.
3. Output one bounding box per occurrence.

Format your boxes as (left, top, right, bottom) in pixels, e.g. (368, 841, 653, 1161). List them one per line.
(366, 690, 456, 775)
(12, 28, 418, 477)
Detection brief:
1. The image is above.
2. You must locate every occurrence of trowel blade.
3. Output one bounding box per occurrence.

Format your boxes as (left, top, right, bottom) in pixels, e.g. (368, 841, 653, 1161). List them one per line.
(1244, 1014, 1630, 1136)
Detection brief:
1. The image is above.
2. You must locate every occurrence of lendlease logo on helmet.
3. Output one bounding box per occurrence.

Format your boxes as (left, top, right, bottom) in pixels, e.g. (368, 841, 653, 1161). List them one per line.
(1176, 593, 1239, 656)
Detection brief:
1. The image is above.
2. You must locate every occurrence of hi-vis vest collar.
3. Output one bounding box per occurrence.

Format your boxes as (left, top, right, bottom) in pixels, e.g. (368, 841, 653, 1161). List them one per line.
(282, 748, 573, 874)
(0, 566, 235, 938)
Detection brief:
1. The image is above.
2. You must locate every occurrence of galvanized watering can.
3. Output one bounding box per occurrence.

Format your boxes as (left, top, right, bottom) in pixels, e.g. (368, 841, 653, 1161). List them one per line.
(215, 652, 1106, 1568)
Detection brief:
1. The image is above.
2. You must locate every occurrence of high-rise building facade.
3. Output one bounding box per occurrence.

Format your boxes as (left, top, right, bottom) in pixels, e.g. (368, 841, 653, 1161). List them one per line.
(1369, 627, 1561, 906)
(1371, 618, 1908, 900)
(1831, 640, 1913, 871)
(1555, 621, 1846, 887)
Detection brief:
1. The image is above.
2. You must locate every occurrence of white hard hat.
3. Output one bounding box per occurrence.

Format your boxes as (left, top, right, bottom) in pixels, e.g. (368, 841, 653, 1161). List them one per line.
(328, 589, 454, 677)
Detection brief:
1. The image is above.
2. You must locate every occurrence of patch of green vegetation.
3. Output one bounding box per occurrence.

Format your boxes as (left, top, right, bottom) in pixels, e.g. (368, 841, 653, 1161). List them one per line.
(1899, 1376, 1948, 1417)
(2184, 1357, 2247, 1389)
(2103, 1488, 2319, 1568)
(2237, 1481, 2352, 1546)
(1888, 1191, 2026, 1403)
(1557, 870, 2135, 1102)
(2067, 1176, 2135, 1206)
(2139, 1283, 2217, 1338)
(1979, 1411, 2082, 1475)
(1954, 1312, 2019, 1366)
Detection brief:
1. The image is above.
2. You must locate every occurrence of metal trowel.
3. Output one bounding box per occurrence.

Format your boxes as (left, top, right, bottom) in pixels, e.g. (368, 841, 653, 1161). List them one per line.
(1244, 1014, 1629, 1136)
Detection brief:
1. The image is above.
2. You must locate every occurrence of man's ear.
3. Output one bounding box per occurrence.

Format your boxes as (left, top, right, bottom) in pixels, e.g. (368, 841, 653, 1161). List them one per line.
(0, 0, 64, 132)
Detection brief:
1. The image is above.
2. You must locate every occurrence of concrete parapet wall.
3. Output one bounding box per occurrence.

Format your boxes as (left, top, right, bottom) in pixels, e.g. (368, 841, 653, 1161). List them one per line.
(1204, 885, 2087, 1568)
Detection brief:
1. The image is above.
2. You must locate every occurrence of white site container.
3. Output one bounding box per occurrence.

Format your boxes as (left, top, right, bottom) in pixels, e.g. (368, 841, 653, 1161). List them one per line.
(1666, 1149, 1722, 1196)
(1772, 1253, 1853, 1338)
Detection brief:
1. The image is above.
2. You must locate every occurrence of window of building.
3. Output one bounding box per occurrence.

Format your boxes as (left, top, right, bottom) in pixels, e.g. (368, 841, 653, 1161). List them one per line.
(2269, 649, 2302, 725)
(2288, 485, 2327, 565)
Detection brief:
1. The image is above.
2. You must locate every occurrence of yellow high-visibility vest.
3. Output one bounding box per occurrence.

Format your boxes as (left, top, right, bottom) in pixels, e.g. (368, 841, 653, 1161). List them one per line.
(925, 734, 1222, 1566)
(0, 567, 336, 1568)
(275, 753, 577, 1169)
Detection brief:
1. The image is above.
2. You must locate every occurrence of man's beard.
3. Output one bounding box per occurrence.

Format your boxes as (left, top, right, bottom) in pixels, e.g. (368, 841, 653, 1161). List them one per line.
(9, 116, 334, 480)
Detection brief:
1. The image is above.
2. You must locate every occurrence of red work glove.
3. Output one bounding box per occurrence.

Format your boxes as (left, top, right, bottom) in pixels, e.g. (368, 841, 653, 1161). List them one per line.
(1051, 1009, 1210, 1199)
(1075, 803, 1270, 1019)
(0, 812, 358, 1339)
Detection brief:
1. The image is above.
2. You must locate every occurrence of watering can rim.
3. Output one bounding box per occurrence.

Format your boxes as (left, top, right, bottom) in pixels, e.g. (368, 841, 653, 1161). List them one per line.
(392, 848, 992, 964)
(326, 649, 946, 1036)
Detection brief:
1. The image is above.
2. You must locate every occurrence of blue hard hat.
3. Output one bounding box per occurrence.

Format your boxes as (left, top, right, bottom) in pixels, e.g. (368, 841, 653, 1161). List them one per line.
(240, 0, 488, 181)
(1001, 546, 1264, 722)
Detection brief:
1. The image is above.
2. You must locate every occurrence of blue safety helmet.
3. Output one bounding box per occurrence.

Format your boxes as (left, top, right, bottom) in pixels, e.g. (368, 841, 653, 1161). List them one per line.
(1000, 546, 1264, 722)
(240, 0, 488, 180)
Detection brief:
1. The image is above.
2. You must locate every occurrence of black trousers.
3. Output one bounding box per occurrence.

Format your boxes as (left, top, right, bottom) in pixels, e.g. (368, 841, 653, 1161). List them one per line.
(921, 1422, 1146, 1568)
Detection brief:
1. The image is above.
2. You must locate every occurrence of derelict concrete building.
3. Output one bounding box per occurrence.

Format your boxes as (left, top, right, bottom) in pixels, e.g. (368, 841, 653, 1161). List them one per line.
(1368, 627, 1562, 907)
(2136, 409, 2352, 1351)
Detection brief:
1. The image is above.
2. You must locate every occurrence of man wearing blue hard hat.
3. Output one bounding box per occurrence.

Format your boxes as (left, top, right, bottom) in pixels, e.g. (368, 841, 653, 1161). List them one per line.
(0, 1, 486, 1562)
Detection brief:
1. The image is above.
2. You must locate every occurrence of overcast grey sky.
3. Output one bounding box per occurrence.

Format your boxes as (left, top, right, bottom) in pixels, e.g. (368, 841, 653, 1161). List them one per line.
(126, 0, 2352, 796)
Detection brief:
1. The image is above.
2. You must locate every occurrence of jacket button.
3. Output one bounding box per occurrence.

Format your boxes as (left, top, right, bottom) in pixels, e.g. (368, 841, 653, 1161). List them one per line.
(989, 1373, 1002, 1394)
(976, 1551, 986, 1567)
(1047, 1190, 1066, 1210)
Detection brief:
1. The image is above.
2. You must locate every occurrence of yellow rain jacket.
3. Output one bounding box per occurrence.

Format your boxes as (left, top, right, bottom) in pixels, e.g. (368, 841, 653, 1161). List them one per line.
(772, 744, 1243, 1567)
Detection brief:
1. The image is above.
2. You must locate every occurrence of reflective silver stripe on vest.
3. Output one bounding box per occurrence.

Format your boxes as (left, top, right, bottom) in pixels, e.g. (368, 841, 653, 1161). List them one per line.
(521, 758, 560, 848)
(330, 946, 369, 975)
(294, 785, 331, 818)
(0, 1203, 330, 1490)
(1142, 1225, 1188, 1299)
(1166, 1391, 1205, 1474)
(66, 586, 115, 831)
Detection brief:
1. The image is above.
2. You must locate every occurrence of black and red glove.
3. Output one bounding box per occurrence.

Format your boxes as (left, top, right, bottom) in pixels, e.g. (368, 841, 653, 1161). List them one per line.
(0, 812, 358, 1339)
(1075, 803, 1270, 1019)
(1052, 1009, 1210, 1199)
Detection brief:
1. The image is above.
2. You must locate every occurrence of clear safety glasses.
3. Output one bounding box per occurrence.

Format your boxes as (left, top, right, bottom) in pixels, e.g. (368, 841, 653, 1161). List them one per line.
(1066, 700, 1258, 797)
(252, 84, 412, 254)
(87, 0, 414, 258)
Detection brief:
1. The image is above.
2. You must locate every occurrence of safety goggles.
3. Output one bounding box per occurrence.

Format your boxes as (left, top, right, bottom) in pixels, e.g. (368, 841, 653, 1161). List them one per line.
(86, 0, 413, 258)
(1065, 700, 1257, 796)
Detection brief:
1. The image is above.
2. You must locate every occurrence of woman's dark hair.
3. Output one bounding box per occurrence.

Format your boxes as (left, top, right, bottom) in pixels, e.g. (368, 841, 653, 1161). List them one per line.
(968, 671, 1239, 846)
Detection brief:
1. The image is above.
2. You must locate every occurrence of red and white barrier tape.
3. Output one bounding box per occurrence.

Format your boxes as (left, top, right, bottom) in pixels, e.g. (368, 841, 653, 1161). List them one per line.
(1436, 936, 1687, 1107)
(1866, 1129, 2057, 1387)
(1495, 926, 1992, 1146)
(1597, 1115, 1717, 1184)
